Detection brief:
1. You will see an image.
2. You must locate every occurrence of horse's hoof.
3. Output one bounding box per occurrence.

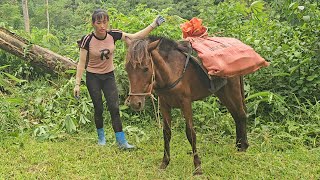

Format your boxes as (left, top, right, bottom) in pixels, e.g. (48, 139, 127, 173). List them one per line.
(236, 142, 249, 152)
(237, 145, 249, 152)
(193, 167, 203, 175)
(160, 162, 168, 169)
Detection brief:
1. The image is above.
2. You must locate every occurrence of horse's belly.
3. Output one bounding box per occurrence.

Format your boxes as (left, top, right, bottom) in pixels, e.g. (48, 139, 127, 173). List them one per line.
(190, 84, 212, 101)
(158, 94, 183, 108)
(158, 88, 211, 108)
(191, 92, 212, 101)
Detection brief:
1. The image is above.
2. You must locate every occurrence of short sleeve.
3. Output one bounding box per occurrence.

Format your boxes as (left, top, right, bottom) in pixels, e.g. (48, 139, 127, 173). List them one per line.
(108, 30, 123, 42)
(77, 34, 92, 51)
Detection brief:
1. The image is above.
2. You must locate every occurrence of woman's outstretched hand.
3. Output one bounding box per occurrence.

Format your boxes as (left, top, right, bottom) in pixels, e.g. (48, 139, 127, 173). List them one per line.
(151, 15, 165, 28)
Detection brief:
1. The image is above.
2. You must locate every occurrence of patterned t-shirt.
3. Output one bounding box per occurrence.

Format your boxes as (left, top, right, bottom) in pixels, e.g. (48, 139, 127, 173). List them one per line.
(79, 30, 122, 74)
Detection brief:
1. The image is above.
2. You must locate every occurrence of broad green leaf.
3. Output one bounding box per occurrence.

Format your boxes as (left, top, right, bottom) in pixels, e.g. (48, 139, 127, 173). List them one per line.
(245, 91, 273, 101)
(79, 114, 90, 124)
(120, 105, 129, 110)
(0, 65, 10, 70)
(289, 58, 310, 75)
(298, 6, 305, 11)
(3, 72, 27, 83)
(289, 2, 298, 9)
(65, 69, 76, 74)
(250, 1, 264, 14)
(6, 97, 24, 104)
(306, 75, 317, 81)
(302, 16, 310, 22)
(65, 116, 76, 133)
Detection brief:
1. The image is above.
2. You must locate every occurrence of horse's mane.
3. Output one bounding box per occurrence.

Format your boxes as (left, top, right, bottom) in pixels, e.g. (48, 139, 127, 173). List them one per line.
(149, 36, 179, 52)
(126, 36, 179, 68)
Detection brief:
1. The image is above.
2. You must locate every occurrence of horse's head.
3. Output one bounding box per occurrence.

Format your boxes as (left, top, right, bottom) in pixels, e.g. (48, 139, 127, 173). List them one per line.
(124, 36, 161, 111)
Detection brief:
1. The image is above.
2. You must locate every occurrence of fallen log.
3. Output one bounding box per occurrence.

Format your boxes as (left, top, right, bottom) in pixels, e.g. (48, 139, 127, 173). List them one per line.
(0, 27, 77, 73)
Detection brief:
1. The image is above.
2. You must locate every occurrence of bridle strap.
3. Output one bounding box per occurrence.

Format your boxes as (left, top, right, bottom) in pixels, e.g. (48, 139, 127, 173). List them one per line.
(127, 58, 160, 126)
(128, 58, 155, 97)
(154, 52, 190, 92)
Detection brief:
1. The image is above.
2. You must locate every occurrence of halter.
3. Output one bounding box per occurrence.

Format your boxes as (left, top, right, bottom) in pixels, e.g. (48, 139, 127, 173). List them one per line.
(128, 57, 156, 98)
(126, 58, 159, 126)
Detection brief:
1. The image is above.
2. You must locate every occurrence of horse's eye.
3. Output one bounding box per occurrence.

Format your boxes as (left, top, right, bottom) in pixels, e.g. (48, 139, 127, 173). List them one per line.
(143, 67, 149, 72)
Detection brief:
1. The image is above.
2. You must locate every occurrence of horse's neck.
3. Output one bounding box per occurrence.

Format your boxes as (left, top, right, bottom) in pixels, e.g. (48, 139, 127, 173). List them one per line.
(151, 50, 173, 88)
(151, 50, 186, 89)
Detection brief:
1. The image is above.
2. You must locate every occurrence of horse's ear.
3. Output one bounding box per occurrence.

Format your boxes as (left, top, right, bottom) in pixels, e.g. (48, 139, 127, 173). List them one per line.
(124, 36, 132, 47)
(148, 39, 161, 52)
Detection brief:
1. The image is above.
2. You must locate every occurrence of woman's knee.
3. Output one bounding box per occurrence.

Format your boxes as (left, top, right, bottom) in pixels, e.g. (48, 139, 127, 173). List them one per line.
(108, 104, 119, 114)
(94, 106, 104, 115)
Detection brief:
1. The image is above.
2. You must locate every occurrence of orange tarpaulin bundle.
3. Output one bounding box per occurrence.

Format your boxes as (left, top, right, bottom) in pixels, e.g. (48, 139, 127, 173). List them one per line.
(180, 17, 208, 38)
(180, 18, 269, 77)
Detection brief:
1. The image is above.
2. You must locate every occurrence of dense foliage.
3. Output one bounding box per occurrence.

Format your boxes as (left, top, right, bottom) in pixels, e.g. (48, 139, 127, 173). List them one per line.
(0, 0, 319, 148)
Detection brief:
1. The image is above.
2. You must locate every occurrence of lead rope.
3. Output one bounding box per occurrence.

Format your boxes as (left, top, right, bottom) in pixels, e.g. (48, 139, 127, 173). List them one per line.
(149, 60, 162, 128)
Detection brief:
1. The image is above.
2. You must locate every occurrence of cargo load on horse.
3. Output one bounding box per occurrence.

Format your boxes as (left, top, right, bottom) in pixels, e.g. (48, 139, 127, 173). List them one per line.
(180, 17, 269, 77)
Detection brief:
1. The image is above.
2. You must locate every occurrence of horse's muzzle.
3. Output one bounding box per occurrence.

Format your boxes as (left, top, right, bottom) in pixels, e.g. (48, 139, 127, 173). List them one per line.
(125, 96, 146, 111)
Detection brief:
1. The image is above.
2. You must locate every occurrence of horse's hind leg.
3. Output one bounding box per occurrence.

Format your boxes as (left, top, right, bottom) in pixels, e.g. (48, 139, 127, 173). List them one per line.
(215, 76, 249, 151)
(181, 99, 203, 175)
(159, 100, 172, 169)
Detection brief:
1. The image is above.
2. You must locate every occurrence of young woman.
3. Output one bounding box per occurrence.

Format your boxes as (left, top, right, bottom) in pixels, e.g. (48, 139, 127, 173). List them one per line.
(74, 9, 165, 148)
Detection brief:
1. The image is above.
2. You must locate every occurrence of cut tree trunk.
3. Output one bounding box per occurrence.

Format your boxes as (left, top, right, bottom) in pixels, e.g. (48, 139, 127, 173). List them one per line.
(0, 27, 77, 73)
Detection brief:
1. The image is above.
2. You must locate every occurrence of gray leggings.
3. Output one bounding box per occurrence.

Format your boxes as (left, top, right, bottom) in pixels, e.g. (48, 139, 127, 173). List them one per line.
(86, 71, 122, 132)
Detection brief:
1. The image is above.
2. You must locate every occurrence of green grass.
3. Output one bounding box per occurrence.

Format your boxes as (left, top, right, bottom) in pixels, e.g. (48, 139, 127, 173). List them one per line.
(1, 125, 319, 180)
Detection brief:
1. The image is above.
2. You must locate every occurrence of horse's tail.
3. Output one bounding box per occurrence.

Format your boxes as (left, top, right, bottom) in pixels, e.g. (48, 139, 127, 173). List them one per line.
(240, 76, 247, 113)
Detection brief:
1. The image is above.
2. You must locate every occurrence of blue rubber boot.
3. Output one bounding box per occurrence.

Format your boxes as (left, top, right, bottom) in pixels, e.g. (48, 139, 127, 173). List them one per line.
(115, 131, 134, 149)
(97, 128, 106, 146)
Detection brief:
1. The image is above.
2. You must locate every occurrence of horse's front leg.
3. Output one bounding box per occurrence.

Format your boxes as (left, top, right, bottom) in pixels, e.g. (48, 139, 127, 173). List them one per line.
(181, 99, 202, 175)
(159, 100, 172, 169)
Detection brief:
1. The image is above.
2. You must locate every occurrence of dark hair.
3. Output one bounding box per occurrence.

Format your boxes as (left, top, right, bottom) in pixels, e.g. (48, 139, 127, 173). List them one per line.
(92, 9, 109, 23)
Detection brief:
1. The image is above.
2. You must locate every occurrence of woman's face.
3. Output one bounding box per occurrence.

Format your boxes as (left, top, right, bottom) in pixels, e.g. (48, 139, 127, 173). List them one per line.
(93, 17, 108, 35)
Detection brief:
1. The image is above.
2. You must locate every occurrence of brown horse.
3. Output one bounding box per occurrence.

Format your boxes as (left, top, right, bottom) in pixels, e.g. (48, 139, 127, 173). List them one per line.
(124, 36, 248, 175)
